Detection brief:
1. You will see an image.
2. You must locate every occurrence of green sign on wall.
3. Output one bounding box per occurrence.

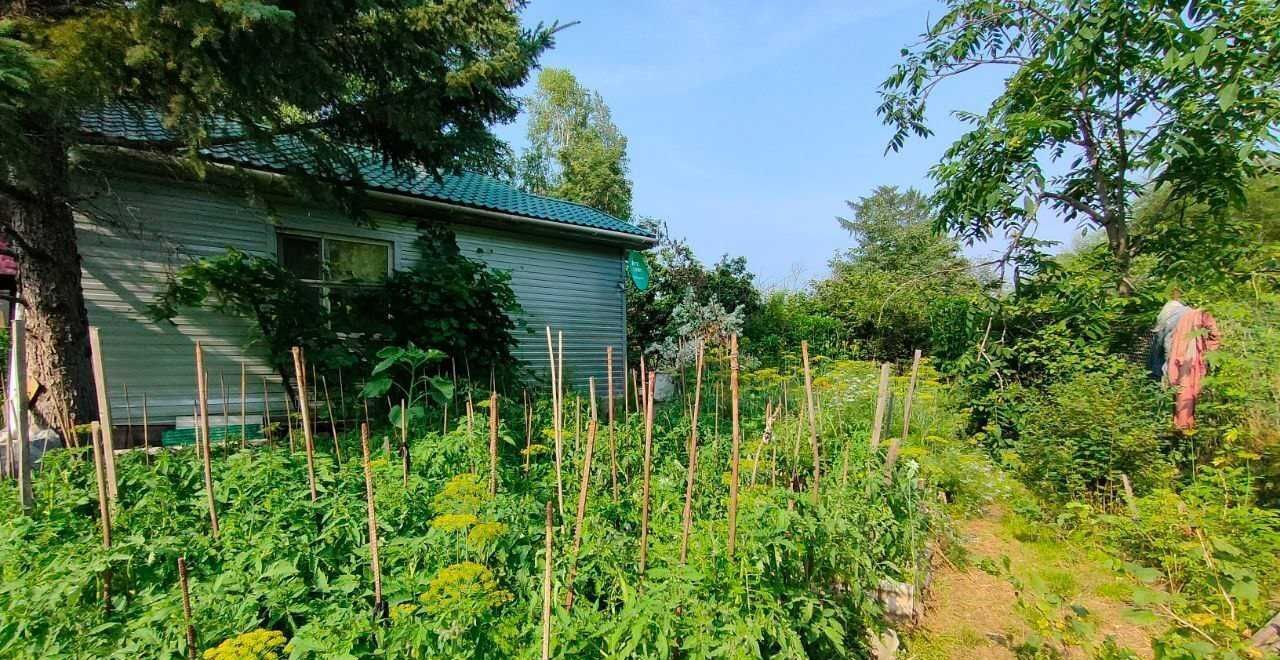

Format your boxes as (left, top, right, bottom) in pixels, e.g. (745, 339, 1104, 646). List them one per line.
(626, 250, 651, 291)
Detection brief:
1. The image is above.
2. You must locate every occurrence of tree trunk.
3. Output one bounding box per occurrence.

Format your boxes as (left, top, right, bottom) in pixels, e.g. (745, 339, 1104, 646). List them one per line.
(1103, 216, 1133, 296)
(4, 125, 98, 431)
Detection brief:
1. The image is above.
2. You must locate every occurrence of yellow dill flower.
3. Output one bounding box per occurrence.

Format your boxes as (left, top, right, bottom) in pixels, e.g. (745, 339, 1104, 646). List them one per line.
(202, 629, 286, 660)
(432, 473, 489, 514)
(466, 521, 506, 548)
(431, 513, 480, 532)
(419, 562, 512, 621)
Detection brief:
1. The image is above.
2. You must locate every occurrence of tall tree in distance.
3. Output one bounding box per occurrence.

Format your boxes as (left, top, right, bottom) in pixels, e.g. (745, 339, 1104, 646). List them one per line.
(815, 185, 984, 360)
(520, 68, 632, 219)
(879, 0, 1280, 294)
(0, 1, 552, 427)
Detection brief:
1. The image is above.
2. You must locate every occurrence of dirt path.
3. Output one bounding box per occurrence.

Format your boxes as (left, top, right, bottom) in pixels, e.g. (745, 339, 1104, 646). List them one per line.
(907, 510, 1157, 659)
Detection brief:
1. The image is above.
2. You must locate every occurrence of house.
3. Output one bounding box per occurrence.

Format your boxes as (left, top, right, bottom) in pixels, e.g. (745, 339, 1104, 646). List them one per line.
(74, 107, 655, 429)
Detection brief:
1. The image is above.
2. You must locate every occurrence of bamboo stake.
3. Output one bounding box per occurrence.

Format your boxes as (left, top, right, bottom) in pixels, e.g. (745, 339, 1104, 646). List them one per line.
(870, 362, 892, 450)
(488, 391, 499, 496)
(631, 368, 640, 416)
(801, 341, 821, 505)
(262, 377, 272, 448)
(400, 398, 409, 488)
(546, 327, 565, 518)
(338, 367, 347, 420)
(142, 392, 151, 465)
(10, 319, 31, 511)
(239, 364, 247, 448)
(523, 390, 532, 475)
(607, 347, 618, 500)
(466, 396, 474, 437)
(540, 500, 554, 660)
(291, 347, 319, 503)
(901, 349, 922, 441)
(321, 375, 342, 466)
(91, 422, 112, 611)
(219, 369, 229, 458)
(573, 395, 581, 455)
(178, 556, 197, 659)
(727, 335, 742, 558)
(360, 423, 384, 618)
(88, 326, 118, 501)
(638, 372, 656, 575)
(564, 419, 597, 610)
(123, 383, 134, 451)
(283, 390, 296, 454)
(639, 355, 647, 413)
(679, 343, 705, 565)
(193, 345, 220, 538)
(750, 401, 777, 486)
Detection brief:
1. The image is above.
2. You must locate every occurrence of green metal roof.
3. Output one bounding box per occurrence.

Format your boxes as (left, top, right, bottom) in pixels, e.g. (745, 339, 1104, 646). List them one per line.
(80, 106, 655, 243)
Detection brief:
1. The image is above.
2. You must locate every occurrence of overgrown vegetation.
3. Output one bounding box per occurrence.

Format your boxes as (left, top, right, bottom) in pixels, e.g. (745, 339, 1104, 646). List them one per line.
(0, 354, 950, 658)
(149, 224, 524, 394)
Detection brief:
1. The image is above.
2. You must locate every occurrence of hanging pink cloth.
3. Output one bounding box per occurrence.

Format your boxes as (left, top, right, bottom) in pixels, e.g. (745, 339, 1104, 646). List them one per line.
(1166, 308, 1221, 429)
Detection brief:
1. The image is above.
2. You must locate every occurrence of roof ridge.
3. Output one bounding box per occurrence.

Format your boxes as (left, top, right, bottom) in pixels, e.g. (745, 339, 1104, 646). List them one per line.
(79, 105, 655, 242)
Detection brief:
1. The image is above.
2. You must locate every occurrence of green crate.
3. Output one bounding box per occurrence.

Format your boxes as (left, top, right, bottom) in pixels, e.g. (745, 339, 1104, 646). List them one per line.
(162, 423, 262, 447)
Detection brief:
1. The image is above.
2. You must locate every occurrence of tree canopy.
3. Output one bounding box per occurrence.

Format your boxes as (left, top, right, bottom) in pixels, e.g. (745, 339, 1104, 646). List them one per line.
(816, 186, 986, 360)
(519, 67, 632, 219)
(879, 0, 1280, 292)
(0, 0, 553, 426)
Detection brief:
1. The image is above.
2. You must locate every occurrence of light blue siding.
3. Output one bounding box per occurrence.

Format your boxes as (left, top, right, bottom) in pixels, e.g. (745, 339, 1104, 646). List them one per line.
(75, 175, 629, 423)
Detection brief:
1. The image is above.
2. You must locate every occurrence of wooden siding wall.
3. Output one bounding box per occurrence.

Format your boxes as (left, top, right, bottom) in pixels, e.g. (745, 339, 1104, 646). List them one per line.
(75, 175, 629, 423)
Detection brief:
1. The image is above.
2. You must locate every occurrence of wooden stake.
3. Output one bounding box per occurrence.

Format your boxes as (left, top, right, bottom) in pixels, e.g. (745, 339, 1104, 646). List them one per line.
(262, 377, 272, 448)
(750, 401, 778, 486)
(123, 383, 134, 451)
(488, 391, 499, 496)
(564, 420, 597, 610)
(360, 423, 384, 618)
(639, 372, 656, 575)
(631, 368, 640, 417)
(727, 335, 742, 558)
(283, 389, 296, 454)
(523, 390, 532, 475)
(679, 343, 705, 565)
(10, 319, 31, 511)
(540, 500, 554, 660)
(219, 368, 229, 458)
(239, 364, 247, 448)
(901, 349, 922, 441)
(178, 556, 197, 659)
(801, 341, 821, 506)
(546, 327, 565, 519)
(338, 367, 347, 420)
(607, 347, 618, 500)
(870, 362, 892, 450)
(142, 392, 151, 465)
(291, 347, 319, 503)
(321, 375, 342, 466)
(639, 355, 647, 413)
(88, 326, 118, 501)
(91, 422, 112, 612)
(194, 344, 220, 538)
(400, 398, 409, 488)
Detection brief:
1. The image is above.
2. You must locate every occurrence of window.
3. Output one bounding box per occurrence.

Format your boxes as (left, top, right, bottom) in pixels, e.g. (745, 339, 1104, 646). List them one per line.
(278, 232, 392, 331)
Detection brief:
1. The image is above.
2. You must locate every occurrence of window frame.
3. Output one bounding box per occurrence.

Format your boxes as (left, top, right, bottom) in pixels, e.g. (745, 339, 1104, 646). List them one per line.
(276, 230, 394, 328)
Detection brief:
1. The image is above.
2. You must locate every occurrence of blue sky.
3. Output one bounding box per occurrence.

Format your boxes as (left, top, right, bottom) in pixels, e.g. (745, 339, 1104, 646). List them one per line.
(497, 1, 1082, 288)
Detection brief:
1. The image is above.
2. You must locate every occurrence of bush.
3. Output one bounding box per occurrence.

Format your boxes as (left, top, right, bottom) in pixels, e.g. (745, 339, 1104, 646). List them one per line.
(151, 223, 523, 391)
(1012, 362, 1175, 499)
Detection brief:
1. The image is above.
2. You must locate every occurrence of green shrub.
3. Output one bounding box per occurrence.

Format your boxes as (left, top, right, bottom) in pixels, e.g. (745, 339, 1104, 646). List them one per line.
(1013, 363, 1174, 499)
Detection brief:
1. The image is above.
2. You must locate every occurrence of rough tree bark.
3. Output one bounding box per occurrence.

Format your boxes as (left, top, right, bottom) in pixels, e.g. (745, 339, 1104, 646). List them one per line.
(3, 119, 98, 431)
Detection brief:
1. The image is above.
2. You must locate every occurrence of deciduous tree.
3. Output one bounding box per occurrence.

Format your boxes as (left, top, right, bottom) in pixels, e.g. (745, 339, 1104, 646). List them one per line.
(880, 0, 1280, 294)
